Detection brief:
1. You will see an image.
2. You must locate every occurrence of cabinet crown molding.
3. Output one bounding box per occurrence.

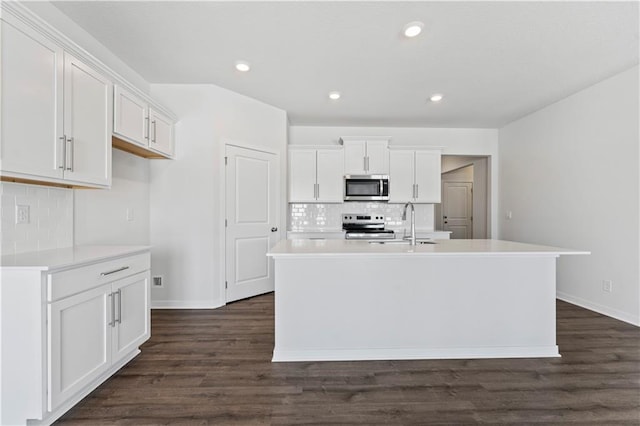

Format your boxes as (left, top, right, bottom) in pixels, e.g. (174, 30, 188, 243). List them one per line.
(388, 146, 444, 151)
(339, 136, 391, 144)
(1, 2, 176, 121)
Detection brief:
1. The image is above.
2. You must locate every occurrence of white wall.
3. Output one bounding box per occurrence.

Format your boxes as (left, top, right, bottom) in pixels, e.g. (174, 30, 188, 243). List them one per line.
(289, 126, 499, 237)
(499, 65, 639, 326)
(74, 149, 150, 246)
(149, 84, 288, 308)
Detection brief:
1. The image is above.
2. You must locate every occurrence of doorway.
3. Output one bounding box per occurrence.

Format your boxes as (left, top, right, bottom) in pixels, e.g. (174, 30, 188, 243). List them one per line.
(224, 144, 280, 303)
(436, 156, 489, 239)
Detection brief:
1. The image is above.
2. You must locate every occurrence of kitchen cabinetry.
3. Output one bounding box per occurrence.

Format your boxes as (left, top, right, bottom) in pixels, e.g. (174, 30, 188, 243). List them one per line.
(0, 246, 150, 425)
(289, 148, 343, 203)
(0, 16, 111, 188)
(341, 137, 389, 175)
(389, 149, 441, 203)
(113, 85, 175, 158)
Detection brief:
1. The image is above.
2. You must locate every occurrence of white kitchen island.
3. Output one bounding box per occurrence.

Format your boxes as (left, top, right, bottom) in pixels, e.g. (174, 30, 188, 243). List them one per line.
(267, 239, 588, 362)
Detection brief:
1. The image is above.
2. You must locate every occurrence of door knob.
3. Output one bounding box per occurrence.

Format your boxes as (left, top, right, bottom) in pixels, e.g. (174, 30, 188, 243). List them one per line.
(443, 216, 448, 219)
(271, 227, 278, 232)
(444, 221, 448, 224)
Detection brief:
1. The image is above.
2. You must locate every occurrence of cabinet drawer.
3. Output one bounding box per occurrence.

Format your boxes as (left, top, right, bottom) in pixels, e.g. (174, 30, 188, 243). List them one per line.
(48, 252, 150, 302)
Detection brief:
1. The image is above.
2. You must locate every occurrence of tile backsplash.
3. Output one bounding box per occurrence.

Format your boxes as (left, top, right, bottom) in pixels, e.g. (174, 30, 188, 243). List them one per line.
(1, 182, 73, 255)
(289, 202, 435, 232)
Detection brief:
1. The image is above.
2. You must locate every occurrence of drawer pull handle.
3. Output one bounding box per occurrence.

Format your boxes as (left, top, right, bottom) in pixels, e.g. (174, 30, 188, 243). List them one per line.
(100, 266, 129, 276)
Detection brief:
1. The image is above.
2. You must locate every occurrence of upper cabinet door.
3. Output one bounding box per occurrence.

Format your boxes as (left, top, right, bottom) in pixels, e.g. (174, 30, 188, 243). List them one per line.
(316, 149, 344, 203)
(1, 17, 64, 179)
(365, 140, 389, 175)
(415, 150, 441, 203)
(343, 140, 367, 175)
(113, 85, 148, 147)
(289, 149, 317, 202)
(148, 108, 174, 157)
(63, 54, 111, 187)
(388, 150, 415, 203)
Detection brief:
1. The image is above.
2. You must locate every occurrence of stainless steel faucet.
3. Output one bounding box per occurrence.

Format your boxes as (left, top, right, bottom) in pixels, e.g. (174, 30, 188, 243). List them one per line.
(402, 201, 416, 246)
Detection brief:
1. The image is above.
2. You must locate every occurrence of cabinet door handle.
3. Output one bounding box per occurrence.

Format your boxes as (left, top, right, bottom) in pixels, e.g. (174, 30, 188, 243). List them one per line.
(100, 266, 130, 276)
(59, 136, 66, 169)
(317, 184, 320, 199)
(116, 289, 122, 324)
(145, 116, 150, 140)
(109, 292, 115, 327)
(152, 120, 157, 143)
(271, 227, 278, 232)
(66, 137, 74, 171)
(415, 184, 419, 199)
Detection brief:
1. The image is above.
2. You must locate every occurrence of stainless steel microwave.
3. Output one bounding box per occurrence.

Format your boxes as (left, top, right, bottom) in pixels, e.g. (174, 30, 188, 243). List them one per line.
(344, 175, 389, 201)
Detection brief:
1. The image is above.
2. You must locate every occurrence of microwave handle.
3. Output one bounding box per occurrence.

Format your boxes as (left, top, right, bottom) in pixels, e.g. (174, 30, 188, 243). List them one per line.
(380, 179, 383, 196)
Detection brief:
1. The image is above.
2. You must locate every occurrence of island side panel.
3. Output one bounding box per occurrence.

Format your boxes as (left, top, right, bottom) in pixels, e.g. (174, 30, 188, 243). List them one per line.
(273, 255, 559, 361)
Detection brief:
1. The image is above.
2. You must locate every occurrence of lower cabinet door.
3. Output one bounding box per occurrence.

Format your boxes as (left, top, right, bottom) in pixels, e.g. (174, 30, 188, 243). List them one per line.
(112, 271, 150, 364)
(48, 284, 112, 411)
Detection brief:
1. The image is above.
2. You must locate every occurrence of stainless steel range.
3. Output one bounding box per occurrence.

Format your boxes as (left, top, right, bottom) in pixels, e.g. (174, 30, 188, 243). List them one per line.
(342, 214, 395, 240)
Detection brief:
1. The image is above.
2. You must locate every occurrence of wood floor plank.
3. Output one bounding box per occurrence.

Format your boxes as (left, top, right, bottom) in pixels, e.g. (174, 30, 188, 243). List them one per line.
(55, 295, 640, 425)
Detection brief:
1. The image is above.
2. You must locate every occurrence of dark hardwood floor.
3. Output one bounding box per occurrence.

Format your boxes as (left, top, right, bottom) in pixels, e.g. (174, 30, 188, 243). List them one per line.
(56, 294, 640, 425)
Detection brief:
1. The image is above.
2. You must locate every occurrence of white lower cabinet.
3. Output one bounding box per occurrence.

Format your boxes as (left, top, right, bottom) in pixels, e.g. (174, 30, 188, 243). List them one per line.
(48, 284, 113, 411)
(0, 247, 150, 426)
(48, 271, 150, 412)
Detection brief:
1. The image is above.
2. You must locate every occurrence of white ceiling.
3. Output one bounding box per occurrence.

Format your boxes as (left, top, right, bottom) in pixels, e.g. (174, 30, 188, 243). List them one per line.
(52, 1, 639, 128)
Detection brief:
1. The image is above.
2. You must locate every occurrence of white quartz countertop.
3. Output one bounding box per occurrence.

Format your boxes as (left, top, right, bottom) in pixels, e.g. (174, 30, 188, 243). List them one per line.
(268, 239, 589, 258)
(1, 245, 151, 271)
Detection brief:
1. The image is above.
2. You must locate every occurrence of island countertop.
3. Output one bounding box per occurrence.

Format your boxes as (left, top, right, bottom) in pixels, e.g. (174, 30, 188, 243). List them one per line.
(268, 238, 588, 258)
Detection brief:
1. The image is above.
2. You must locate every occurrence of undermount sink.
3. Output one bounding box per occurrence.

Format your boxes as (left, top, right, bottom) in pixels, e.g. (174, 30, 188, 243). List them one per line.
(369, 239, 437, 245)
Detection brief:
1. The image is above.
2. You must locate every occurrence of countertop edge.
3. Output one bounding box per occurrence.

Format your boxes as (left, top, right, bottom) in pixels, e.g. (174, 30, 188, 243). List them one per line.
(1, 245, 151, 271)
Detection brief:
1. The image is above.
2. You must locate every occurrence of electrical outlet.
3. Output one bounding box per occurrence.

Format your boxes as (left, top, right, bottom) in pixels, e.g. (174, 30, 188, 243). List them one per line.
(152, 276, 164, 287)
(16, 205, 30, 224)
(602, 280, 613, 293)
(126, 208, 134, 221)
(505, 211, 513, 220)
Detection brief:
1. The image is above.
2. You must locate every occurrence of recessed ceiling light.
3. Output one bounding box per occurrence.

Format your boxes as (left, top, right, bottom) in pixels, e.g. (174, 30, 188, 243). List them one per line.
(328, 91, 341, 100)
(235, 61, 250, 72)
(430, 93, 443, 102)
(403, 21, 424, 38)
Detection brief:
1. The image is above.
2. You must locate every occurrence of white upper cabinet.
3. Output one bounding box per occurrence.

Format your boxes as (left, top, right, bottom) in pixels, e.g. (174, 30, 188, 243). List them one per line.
(63, 53, 112, 187)
(389, 150, 415, 202)
(113, 86, 175, 158)
(389, 149, 441, 203)
(113, 86, 148, 147)
(315, 150, 344, 202)
(414, 150, 441, 203)
(289, 148, 343, 203)
(341, 138, 389, 175)
(0, 16, 111, 188)
(148, 108, 174, 157)
(1, 17, 64, 180)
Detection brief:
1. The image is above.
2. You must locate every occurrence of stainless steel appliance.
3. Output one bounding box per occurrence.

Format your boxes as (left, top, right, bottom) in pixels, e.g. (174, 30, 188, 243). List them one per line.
(342, 214, 395, 240)
(344, 175, 389, 201)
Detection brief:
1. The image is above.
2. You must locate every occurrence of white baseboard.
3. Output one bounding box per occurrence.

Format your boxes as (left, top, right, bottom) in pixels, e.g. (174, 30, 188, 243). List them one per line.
(272, 345, 560, 362)
(556, 291, 640, 327)
(151, 300, 224, 309)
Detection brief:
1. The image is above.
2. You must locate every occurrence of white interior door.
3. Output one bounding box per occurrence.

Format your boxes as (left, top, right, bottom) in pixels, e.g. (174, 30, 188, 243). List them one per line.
(442, 182, 473, 239)
(225, 145, 279, 303)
